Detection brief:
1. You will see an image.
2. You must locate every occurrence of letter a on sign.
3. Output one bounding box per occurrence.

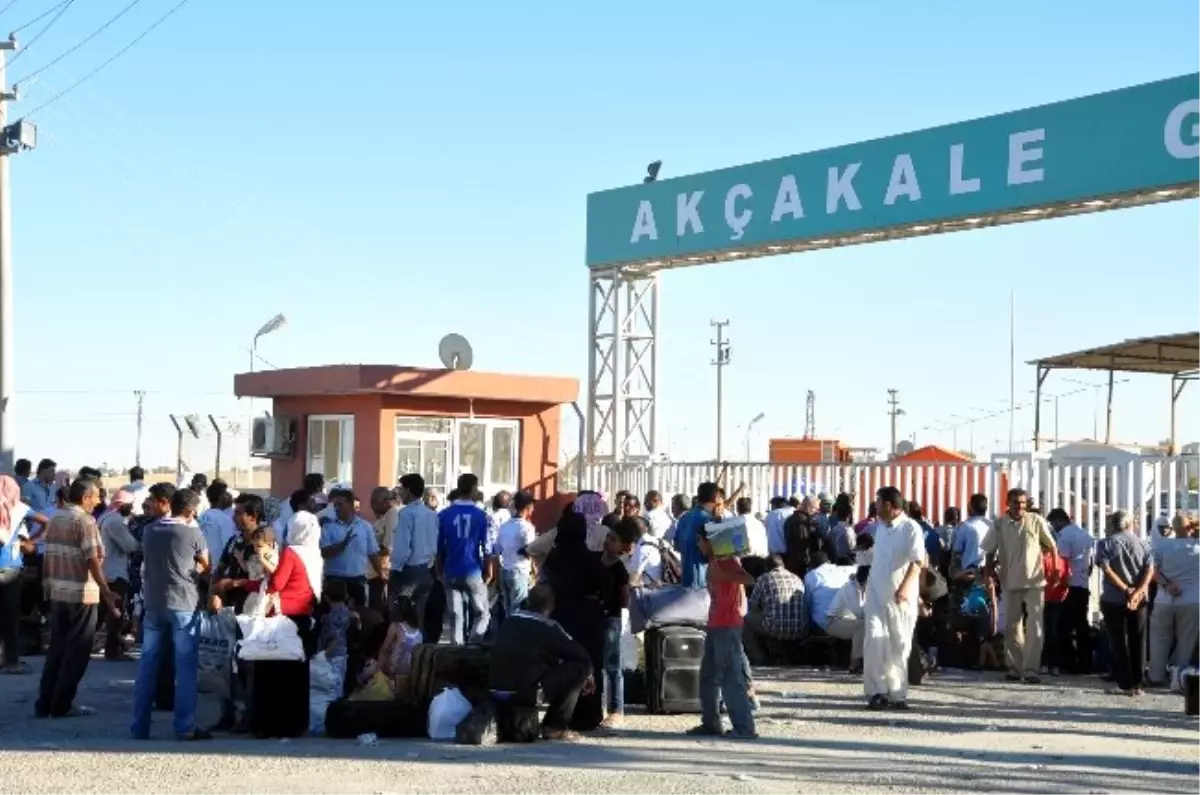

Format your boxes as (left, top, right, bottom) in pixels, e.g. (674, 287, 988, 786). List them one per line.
(771, 175, 805, 222)
(630, 200, 658, 243)
(884, 153, 922, 205)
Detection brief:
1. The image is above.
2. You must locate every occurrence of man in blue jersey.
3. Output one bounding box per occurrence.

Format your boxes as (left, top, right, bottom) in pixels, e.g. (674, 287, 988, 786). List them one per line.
(673, 482, 718, 588)
(437, 473, 492, 645)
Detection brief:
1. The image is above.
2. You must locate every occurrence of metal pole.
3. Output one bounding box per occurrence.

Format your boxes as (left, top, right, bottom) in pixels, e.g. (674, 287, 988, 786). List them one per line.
(169, 415, 184, 478)
(1008, 291, 1015, 454)
(1054, 395, 1059, 450)
(134, 390, 145, 466)
(1104, 370, 1115, 445)
(0, 39, 17, 473)
(209, 414, 222, 479)
(711, 319, 730, 462)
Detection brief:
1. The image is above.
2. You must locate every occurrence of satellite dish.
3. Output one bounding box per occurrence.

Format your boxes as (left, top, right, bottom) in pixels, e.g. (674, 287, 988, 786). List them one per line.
(438, 333, 474, 371)
(895, 440, 915, 457)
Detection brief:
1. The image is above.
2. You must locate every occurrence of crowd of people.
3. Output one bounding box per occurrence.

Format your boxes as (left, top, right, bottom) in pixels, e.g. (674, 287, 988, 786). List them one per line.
(0, 456, 1196, 743)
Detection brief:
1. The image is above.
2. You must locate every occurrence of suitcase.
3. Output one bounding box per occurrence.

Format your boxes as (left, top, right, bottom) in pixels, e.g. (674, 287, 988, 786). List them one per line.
(324, 697, 428, 739)
(645, 625, 704, 714)
(405, 643, 491, 705)
(242, 659, 310, 738)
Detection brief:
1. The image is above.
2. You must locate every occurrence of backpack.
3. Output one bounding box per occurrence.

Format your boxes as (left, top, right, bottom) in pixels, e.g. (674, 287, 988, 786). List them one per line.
(639, 536, 682, 585)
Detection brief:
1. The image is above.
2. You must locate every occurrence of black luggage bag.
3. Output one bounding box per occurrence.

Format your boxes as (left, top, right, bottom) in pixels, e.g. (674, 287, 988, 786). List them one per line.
(243, 658, 310, 738)
(324, 697, 428, 739)
(645, 625, 704, 714)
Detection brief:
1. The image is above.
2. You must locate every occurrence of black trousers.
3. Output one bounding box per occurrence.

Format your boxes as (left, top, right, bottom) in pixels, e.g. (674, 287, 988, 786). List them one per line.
(103, 579, 130, 659)
(0, 568, 22, 667)
(36, 601, 98, 717)
(1100, 602, 1147, 691)
(1064, 587, 1093, 674)
(543, 658, 590, 731)
(1042, 600, 1065, 669)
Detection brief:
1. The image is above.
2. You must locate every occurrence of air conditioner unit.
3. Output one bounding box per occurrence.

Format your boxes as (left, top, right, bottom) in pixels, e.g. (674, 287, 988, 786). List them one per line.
(251, 416, 296, 458)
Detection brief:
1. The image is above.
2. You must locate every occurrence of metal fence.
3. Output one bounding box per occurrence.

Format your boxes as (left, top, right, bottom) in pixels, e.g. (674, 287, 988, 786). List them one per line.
(583, 455, 1198, 535)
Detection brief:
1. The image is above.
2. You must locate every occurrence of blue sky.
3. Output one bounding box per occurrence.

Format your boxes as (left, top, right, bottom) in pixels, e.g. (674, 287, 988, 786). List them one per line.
(9, 0, 1199, 470)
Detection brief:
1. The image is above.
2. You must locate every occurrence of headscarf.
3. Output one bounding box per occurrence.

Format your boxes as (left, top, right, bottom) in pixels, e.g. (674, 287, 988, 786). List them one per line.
(542, 509, 606, 608)
(286, 510, 323, 600)
(97, 489, 135, 526)
(574, 491, 608, 552)
(0, 474, 20, 546)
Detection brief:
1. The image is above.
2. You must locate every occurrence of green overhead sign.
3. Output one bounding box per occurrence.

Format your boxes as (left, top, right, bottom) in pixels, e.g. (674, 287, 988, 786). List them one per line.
(585, 74, 1200, 269)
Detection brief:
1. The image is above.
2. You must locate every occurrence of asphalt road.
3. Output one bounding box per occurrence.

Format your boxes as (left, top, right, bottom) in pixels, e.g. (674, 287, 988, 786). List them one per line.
(1, 656, 1196, 794)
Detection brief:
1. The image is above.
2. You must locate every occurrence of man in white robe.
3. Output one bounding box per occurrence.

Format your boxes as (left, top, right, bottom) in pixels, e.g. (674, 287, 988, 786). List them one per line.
(862, 486, 924, 710)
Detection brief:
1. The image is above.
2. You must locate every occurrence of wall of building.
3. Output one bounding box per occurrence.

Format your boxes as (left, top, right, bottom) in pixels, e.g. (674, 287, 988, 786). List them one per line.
(262, 394, 564, 521)
(268, 394, 383, 501)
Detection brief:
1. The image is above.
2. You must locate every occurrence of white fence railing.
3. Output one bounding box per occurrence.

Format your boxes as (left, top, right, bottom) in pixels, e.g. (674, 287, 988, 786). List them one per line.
(582, 456, 1198, 536)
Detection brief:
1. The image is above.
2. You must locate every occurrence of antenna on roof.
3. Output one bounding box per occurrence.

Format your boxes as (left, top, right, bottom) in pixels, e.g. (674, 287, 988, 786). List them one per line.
(438, 333, 474, 371)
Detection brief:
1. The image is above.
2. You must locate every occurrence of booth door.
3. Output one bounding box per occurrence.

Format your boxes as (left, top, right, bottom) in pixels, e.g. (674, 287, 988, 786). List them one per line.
(455, 419, 519, 500)
(394, 418, 452, 498)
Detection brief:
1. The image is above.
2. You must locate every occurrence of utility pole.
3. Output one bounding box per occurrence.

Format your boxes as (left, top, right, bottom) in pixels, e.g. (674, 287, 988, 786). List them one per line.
(887, 389, 905, 457)
(711, 319, 731, 462)
(134, 390, 146, 466)
(0, 37, 24, 473)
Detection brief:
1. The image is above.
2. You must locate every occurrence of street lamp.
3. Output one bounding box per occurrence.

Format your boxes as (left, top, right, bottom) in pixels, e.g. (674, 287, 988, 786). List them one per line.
(246, 313, 287, 485)
(744, 412, 765, 461)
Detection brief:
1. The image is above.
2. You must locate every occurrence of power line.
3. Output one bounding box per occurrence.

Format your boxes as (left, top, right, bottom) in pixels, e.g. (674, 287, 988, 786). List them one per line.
(8, 0, 68, 33)
(14, 0, 144, 86)
(0, 0, 27, 19)
(7, 0, 75, 66)
(16, 0, 191, 121)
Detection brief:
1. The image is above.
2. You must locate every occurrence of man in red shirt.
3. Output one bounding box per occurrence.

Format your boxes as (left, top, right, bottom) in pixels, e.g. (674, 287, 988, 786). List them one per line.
(1041, 550, 1071, 677)
(687, 530, 757, 739)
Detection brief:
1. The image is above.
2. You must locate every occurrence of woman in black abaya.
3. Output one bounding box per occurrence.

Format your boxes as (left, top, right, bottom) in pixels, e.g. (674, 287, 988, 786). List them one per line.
(541, 507, 608, 732)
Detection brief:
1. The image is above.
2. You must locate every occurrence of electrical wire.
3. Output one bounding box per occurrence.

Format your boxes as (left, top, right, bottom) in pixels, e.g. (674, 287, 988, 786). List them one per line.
(8, 0, 68, 32)
(7, 0, 75, 66)
(14, 0, 144, 87)
(17, 0, 191, 121)
(0, 0, 27, 20)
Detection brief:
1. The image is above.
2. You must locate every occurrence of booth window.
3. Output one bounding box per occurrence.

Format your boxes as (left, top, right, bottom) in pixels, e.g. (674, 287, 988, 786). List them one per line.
(308, 415, 354, 484)
(395, 415, 518, 499)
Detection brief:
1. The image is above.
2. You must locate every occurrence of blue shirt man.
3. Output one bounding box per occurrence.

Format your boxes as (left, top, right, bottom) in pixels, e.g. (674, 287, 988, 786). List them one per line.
(438, 499, 490, 579)
(437, 475, 493, 645)
(674, 483, 719, 589)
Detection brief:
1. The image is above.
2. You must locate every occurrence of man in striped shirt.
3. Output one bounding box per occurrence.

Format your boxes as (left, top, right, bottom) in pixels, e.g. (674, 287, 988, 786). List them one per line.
(36, 478, 120, 719)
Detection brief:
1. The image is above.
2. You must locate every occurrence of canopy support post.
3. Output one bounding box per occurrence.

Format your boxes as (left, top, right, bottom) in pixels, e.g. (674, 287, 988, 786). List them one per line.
(1033, 366, 1050, 452)
(1169, 375, 1188, 456)
(1104, 370, 1115, 445)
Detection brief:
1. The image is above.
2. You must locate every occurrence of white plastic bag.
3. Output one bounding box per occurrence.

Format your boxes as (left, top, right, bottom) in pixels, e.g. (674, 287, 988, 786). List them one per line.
(235, 614, 305, 661)
(427, 687, 472, 740)
(198, 608, 238, 698)
(308, 652, 345, 735)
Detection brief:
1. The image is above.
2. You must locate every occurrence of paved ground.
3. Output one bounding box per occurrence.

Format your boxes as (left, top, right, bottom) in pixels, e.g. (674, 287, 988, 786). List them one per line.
(0, 657, 1196, 794)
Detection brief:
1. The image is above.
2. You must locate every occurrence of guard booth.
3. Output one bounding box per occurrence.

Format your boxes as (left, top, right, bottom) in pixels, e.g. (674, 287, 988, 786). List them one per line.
(234, 364, 579, 511)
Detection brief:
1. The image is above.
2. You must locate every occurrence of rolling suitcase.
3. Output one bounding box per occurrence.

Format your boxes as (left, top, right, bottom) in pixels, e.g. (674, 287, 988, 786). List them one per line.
(243, 658, 310, 738)
(405, 643, 491, 705)
(645, 625, 704, 714)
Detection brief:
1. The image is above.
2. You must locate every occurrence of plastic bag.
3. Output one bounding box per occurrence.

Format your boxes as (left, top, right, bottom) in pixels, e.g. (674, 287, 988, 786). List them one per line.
(236, 614, 305, 662)
(349, 671, 396, 702)
(427, 687, 472, 740)
(309, 652, 345, 734)
(197, 608, 237, 698)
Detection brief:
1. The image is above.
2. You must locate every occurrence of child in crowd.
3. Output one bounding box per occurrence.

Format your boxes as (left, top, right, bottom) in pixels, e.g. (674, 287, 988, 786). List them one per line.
(241, 528, 281, 617)
(1041, 548, 1071, 677)
(600, 520, 635, 729)
(691, 527, 757, 739)
(319, 579, 353, 663)
(353, 596, 423, 700)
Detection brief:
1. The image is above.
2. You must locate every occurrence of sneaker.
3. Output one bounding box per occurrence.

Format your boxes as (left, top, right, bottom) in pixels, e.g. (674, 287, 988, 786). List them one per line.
(59, 705, 95, 718)
(867, 694, 890, 710)
(1105, 686, 1132, 697)
(1023, 674, 1042, 685)
(1049, 667, 1062, 677)
(1004, 671, 1023, 682)
(599, 714, 624, 730)
(889, 700, 911, 711)
(725, 729, 759, 740)
(177, 729, 213, 742)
